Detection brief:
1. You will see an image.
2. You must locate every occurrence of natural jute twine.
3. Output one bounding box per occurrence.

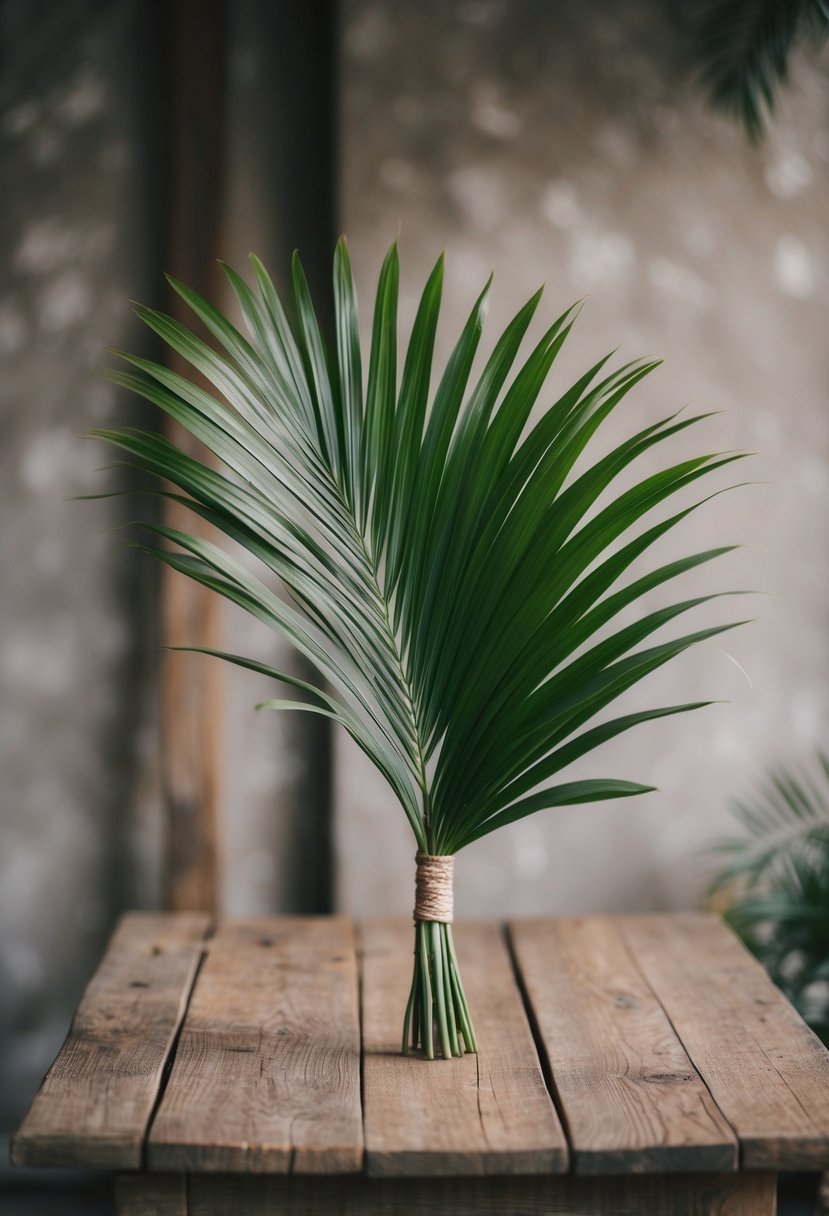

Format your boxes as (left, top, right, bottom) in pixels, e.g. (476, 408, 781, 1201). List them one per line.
(414, 852, 454, 923)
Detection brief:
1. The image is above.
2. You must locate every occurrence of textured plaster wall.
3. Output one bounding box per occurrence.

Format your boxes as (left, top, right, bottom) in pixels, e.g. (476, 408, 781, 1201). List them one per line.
(336, 0, 829, 918)
(0, 2, 333, 1138)
(0, 0, 332, 1141)
(0, 0, 165, 1136)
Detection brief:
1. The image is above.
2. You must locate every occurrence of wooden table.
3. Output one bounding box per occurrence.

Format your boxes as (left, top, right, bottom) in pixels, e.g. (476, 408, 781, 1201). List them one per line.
(11, 913, 829, 1214)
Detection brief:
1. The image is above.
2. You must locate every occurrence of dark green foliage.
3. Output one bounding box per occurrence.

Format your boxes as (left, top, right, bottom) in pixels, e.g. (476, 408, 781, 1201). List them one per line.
(695, 0, 829, 140)
(713, 754, 829, 1038)
(95, 241, 744, 861)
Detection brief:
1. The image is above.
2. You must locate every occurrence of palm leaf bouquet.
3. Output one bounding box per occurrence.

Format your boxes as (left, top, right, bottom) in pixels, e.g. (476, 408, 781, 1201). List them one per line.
(96, 239, 745, 1059)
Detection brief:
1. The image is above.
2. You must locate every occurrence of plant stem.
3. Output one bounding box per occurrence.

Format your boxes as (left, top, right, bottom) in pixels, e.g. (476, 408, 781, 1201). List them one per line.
(418, 919, 434, 1059)
(445, 923, 478, 1054)
(403, 919, 477, 1059)
(440, 923, 459, 1051)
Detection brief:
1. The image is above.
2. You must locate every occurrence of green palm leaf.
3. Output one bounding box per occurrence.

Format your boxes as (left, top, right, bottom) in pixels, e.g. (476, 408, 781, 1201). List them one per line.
(712, 752, 829, 890)
(97, 239, 745, 1056)
(713, 753, 829, 1037)
(695, 0, 829, 140)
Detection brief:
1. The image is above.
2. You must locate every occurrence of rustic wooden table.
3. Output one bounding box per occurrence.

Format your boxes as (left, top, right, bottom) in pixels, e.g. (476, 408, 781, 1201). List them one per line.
(11, 912, 829, 1214)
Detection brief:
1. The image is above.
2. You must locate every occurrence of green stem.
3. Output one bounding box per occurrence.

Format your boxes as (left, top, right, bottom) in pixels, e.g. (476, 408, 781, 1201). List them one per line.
(431, 921, 453, 1061)
(401, 955, 418, 1056)
(417, 920, 434, 1059)
(440, 922, 459, 1051)
(405, 918, 477, 1059)
(446, 927, 478, 1053)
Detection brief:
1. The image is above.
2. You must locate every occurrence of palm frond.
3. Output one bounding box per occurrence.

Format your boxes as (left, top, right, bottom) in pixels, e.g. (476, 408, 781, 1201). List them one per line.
(712, 751, 829, 891)
(695, 0, 829, 140)
(713, 752, 829, 1038)
(97, 240, 744, 861)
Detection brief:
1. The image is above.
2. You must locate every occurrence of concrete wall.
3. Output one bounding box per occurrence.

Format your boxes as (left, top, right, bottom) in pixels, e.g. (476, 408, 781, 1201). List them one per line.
(336, 0, 829, 918)
(0, 0, 336, 1143)
(0, 0, 165, 1137)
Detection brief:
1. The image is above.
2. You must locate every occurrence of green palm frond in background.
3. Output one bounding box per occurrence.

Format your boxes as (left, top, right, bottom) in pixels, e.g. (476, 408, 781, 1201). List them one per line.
(96, 240, 745, 1057)
(695, 0, 829, 140)
(712, 753, 829, 1038)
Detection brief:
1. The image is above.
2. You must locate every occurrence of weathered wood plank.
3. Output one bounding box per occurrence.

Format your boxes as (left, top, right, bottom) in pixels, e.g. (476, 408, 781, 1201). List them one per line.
(148, 917, 362, 1173)
(361, 919, 568, 1178)
(188, 1171, 777, 1215)
(11, 913, 210, 1169)
(509, 917, 738, 1175)
(115, 1173, 187, 1216)
(620, 912, 829, 1171)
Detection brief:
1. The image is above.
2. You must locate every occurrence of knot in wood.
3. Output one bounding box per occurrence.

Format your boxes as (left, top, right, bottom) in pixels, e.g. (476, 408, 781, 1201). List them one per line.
(414, 852, 454, 923)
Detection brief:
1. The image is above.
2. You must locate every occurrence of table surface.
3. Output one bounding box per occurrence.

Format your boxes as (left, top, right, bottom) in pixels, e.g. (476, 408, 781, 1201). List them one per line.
(11, 912, 829, 1180)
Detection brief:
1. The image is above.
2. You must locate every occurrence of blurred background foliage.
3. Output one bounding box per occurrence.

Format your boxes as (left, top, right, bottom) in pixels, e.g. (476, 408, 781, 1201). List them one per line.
(696, 0, 829, 140)
(712, 754, 829, 1040)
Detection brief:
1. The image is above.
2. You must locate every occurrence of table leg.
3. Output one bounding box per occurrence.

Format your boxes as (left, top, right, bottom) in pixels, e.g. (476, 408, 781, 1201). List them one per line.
(115, 1173, 187, 1215)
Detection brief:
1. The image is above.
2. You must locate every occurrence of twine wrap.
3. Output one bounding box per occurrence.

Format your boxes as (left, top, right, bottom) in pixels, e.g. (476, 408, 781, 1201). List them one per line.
(414, 852, 454, 923)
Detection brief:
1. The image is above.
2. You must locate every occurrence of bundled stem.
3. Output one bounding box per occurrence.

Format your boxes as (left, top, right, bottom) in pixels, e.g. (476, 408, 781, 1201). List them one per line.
(402, 852, 478, 1058)
(402, 919, 478, 1059)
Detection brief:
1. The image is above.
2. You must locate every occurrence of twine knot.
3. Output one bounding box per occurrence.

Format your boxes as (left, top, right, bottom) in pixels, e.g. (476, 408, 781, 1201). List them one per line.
(414, 852, 454, 923)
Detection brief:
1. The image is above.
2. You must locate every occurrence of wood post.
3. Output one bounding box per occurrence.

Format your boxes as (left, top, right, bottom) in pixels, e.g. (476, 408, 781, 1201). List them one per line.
(223, 0, 338, 913)
(156, 0, 227, 913)
(153, 0, 339, 915)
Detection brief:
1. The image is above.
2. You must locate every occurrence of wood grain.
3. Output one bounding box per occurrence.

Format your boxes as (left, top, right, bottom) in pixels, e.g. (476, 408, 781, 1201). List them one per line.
(187, 1171, 777, 1215)
(509, 917, 737, 1175)
(115, 1173, 187, 1216)
(620, 912, 829, 1170)
(11, 913, 210, 1168)
(158, 0, 227, 915)
(361, 919, 568, 1177)
(148, 917, 362, 1173)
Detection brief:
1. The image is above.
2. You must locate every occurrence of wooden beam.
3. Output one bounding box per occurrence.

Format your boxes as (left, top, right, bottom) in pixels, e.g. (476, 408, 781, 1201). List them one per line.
(115, 1174, 187, 1216)
(184, 1171, 778, 1215)
(156, 0, 228, 913)
(222, 0, 339, 913)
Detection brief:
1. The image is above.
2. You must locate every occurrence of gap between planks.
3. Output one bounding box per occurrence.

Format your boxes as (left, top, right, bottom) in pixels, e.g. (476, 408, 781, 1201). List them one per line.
(508, 916, 738, 1176)
(146, 917, 364, 1174)
(509, 912, 829, 1176)
(359, 919, 568, 1177)
(17, 911, 829, 1189)
(141, 929, 214, 1169)
(11, 913, 213, 1170)
(618, 913, 829, 1171)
